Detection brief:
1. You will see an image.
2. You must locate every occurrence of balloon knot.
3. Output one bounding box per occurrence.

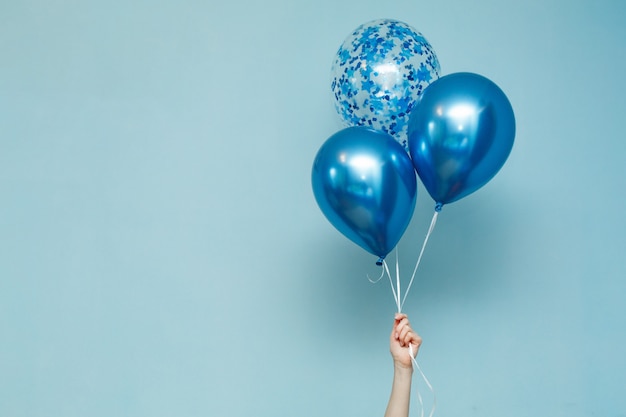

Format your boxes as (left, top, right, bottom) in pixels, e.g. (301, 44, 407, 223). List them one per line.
(434, 202, 443, 212)
(376, 257, 385, 266)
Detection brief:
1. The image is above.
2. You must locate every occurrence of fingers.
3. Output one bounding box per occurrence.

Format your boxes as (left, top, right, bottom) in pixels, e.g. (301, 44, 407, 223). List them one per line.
(394, 312, 409, 320)
(392, 313, 422, 349)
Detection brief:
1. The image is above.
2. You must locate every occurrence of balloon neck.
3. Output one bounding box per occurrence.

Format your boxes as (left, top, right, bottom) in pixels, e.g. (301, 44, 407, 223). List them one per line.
(376, 256, 385, 266)
(434, 202, 443, 212)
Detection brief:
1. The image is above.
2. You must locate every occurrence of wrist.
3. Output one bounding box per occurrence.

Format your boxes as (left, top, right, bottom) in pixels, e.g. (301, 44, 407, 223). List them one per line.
(393, 362, 414, 374)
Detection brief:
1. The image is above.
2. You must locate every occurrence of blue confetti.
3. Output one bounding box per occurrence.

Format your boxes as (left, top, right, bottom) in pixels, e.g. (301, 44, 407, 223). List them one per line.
(331, 19, 441, 149)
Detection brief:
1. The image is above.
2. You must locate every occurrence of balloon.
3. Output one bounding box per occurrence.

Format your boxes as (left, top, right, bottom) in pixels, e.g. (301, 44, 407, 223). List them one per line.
(312, 127, 417, 264)
(407, 72, 515, 208)
(331, 19, 441, 149)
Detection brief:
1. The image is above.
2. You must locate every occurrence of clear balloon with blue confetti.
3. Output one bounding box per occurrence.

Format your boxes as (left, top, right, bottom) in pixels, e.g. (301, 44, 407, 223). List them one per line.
(331, 19, 441, 149)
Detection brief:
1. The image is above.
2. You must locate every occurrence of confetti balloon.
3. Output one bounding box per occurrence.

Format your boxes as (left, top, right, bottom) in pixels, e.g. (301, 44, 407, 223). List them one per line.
(331, 19, 441, 149)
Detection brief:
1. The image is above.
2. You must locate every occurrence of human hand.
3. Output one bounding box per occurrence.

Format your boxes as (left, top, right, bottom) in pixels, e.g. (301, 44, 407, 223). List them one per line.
(389, 313, 422, 370)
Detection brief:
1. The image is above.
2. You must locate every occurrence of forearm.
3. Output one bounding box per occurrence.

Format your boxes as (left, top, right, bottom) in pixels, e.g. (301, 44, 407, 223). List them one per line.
(384, 365, 413, 417)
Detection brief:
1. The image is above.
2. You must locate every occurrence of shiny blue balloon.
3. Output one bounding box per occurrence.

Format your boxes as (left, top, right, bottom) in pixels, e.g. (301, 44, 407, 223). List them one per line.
(407, 72, 515, 208)
(312, 127, 417, 264)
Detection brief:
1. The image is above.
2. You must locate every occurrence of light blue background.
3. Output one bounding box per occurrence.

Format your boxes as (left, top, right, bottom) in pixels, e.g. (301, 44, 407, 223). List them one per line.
(1, 1, 625, 416)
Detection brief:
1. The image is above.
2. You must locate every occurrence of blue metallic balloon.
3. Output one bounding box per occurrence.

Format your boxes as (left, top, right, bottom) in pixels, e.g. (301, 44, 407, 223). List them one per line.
(312, 127, 417, 264)
(407, 72, 515, 208)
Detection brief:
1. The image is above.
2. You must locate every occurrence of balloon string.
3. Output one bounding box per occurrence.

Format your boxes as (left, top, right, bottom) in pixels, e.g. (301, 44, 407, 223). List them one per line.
(382, 259, 401, 313)
(367, 266, 386, 284)
(395, 247, 401, 313)
(380, 252, 436, 417)
(400, 210, 439, 310)
(410, 344, 437, 417)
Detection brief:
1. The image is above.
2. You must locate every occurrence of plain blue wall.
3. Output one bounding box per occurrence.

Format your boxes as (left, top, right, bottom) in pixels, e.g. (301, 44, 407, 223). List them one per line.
(1, 0, 625, 416)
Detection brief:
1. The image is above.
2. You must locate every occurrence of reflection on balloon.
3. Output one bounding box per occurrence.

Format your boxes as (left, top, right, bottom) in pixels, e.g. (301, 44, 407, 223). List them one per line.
(311, 127, 417, 264)
(407, 72, 515, 207)
(331, 19, 440, 149)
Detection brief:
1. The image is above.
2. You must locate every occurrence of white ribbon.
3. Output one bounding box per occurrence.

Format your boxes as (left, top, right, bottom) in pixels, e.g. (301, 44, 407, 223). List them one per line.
(410, 344, 437, 417)
(401, 210, 439, 310)
(375, 209, 440, 417)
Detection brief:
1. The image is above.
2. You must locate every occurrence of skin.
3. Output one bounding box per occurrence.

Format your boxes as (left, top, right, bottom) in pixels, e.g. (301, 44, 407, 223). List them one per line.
(384, 313, 422, 417)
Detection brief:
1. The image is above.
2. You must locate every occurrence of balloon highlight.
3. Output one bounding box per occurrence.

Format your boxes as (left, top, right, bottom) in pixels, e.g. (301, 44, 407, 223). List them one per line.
(312, 127, 417, 264)
(407, 72, 515, 207)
